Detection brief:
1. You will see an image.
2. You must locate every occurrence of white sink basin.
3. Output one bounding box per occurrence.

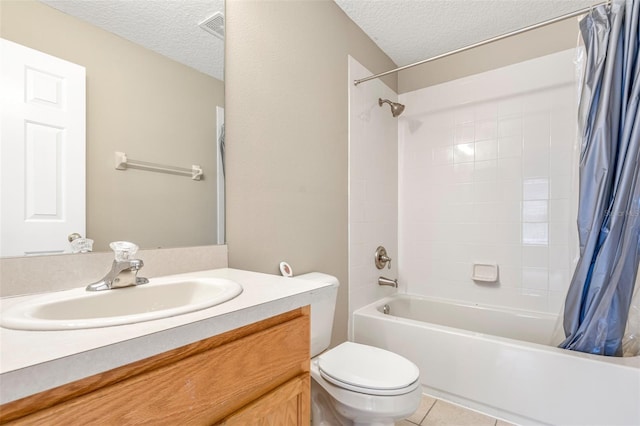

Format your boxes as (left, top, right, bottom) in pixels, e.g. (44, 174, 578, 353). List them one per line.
(1, 277, 242, 331)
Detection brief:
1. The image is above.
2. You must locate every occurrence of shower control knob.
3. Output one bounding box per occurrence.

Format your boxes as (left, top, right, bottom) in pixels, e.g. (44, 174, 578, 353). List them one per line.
(374, 246, 392, 270)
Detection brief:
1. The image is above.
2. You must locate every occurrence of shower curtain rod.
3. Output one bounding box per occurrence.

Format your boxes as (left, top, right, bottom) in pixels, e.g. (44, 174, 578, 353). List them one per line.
(353, 1, 609, 86)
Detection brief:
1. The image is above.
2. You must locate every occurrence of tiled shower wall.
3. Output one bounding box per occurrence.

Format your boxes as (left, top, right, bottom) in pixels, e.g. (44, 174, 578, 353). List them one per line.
(348, 56, 398, 337)
(398, 49, 580, 314)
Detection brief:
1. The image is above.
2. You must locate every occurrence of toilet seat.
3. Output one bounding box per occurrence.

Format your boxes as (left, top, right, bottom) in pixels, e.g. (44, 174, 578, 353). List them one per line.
(317, 342, 420, 396)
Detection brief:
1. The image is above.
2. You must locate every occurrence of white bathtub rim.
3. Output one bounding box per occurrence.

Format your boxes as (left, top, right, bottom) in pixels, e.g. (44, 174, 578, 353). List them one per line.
(354, 293, 640, 368)
(368, 292, 558, 318)
(354, 294, 640, 425)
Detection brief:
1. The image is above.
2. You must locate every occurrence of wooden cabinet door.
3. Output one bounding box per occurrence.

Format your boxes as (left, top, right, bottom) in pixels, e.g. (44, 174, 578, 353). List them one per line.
(1, 308, 310, 426)
(219, 374, 310, 426)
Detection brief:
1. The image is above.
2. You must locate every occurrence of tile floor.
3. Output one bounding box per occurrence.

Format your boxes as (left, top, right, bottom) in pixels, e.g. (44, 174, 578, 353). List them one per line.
(396, 394, 515, 426)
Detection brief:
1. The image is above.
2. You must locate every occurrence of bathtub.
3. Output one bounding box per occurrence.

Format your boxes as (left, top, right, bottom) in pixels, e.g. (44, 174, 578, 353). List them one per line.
(353, 294, 640, 426)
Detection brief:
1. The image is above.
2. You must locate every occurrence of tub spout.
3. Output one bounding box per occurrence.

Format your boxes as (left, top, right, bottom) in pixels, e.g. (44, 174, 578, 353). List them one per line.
(378, 276, 398, 288)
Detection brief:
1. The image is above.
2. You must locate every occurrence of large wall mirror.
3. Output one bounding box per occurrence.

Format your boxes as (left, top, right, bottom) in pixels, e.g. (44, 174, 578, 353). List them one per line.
(0, 0, 225, 257)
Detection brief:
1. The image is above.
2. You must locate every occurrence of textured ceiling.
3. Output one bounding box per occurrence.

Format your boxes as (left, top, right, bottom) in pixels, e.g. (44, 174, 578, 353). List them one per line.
(39, 0, 225, 81)
(334, 0, 603, 67)
(38, 0, 604, 83)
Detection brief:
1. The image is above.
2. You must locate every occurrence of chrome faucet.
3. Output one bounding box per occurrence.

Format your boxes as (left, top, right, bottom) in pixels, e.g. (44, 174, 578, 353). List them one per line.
(378, 276, 398, 288)
(86, 259, 149, 291)
(86, 241, 149, 291)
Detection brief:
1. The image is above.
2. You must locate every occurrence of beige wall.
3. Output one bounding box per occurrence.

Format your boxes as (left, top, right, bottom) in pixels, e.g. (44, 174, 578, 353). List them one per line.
(225, 1, 584, 345)
(398, 17, 582, 93)
(225, 0, 397, 346)
(1, 0, 225, 252)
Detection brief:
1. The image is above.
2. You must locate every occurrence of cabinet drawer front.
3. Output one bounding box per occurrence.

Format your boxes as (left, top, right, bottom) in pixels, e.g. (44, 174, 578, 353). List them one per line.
(5, 310, 310, 425)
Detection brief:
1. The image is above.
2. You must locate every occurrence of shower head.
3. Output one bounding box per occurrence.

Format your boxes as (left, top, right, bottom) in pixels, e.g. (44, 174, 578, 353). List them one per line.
(378, 98, 405, 117)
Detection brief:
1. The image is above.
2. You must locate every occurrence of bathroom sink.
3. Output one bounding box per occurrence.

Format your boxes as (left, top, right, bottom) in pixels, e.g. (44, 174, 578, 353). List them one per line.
(1, 277, 242, 331)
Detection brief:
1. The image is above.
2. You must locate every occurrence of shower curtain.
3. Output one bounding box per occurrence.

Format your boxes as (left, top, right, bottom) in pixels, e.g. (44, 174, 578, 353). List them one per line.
(560, 0, 640, 356)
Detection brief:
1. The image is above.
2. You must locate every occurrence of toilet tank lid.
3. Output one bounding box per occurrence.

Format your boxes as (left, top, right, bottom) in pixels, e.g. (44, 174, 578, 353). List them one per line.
(294, 272, 340, 287)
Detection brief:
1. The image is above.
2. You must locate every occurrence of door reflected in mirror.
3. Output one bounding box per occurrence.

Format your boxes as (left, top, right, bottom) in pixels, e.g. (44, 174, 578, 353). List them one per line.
(0, 0, 225, 257)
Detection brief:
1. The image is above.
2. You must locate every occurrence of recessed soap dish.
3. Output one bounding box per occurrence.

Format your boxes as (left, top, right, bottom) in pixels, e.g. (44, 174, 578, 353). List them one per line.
(472, 263, 499, 282)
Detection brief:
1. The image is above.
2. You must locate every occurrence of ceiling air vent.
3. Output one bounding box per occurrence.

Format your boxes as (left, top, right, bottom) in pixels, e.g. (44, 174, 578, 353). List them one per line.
(199, 11, 224, 40)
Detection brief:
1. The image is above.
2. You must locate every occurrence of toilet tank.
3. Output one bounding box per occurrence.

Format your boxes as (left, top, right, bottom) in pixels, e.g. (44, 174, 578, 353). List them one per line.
(294, 272, 339, 357)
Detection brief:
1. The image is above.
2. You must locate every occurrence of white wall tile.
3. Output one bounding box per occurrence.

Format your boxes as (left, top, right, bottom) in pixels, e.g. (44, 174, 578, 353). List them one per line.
(523, 113, 550, 149)
(348, 57, 399, 335)
(475, 139, 498, 161)
(550, 146, 574, 176)
(523, 200, 548, 222)
(523, 245, 549, 268)
(549, 268, 571, 293)
(549, 174, 572, 199)
(498, 97, 523, 118)
(476, 102, 499, 121)
(549, 199, 570, 223)
(522, 151, 550, 177)
(394, 51, 579, 314)
(454, 106, 475, 124)
(522, 223, 549, 246)
(470, 223, 498, 244)
(523, 178, 549, 200)
(453, 163, 474, 183)
(523, 90, 552, 114)
(522, 267, 549, 291)
(494, 201, 522, 223)
(446, 203, 474, 224)
(549, 221, 571, 245)
(350, 199, 365, 223)
(474, 203, 499, 224)
(475, 119, 498, 141)
(550, 107, 577, 150)
(498, 179, 523, 201)
(495, 222, 523, 244)
(430, 128, 455, 147)
(432, 146, 454, 165)
(499, 265, 523, 287)
(498, 116, 522, 138)
(548, 291, 567, 313)
(495, 244, 523, 268)
(549, 244, 570, 270)
(497, 157, 522, 181)
(473, 181, 500, 203)
(473, 160, 498, 182)
(453, 143, 475, 163)
(455, 123, 475, 144)
(498, 136, 522, 158)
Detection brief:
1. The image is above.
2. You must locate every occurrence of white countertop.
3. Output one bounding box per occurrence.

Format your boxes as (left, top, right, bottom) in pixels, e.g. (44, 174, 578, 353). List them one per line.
(0, 268, 332, 404)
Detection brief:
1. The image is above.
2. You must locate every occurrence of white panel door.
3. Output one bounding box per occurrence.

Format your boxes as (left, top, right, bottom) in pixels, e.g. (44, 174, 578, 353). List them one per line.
(1, 38, 86, 257)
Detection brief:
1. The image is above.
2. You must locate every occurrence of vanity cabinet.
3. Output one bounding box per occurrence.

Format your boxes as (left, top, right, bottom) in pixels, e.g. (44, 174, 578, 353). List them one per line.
(0, 307, 310, 425)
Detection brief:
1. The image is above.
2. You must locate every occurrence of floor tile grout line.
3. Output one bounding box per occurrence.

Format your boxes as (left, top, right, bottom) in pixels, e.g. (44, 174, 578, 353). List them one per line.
(419, 398, 438, 425)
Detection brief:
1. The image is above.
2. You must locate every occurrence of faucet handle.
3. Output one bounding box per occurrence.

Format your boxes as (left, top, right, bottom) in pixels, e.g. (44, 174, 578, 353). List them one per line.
(110, 241, 139, 261)
(374, 246, 392, 270)
(127, 258, 144, 270)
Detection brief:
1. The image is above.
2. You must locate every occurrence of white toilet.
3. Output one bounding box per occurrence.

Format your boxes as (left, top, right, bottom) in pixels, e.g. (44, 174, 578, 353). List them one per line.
(297, 272, 422, 426)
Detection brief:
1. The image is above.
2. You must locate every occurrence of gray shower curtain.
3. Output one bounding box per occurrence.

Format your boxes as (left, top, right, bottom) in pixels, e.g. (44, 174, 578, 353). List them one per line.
(560, 0, 640, 356)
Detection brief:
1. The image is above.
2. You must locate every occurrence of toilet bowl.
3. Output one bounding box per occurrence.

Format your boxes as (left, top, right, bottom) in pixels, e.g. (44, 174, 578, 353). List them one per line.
(296, 273, 422, 426)
(310, 341, 422, 426)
